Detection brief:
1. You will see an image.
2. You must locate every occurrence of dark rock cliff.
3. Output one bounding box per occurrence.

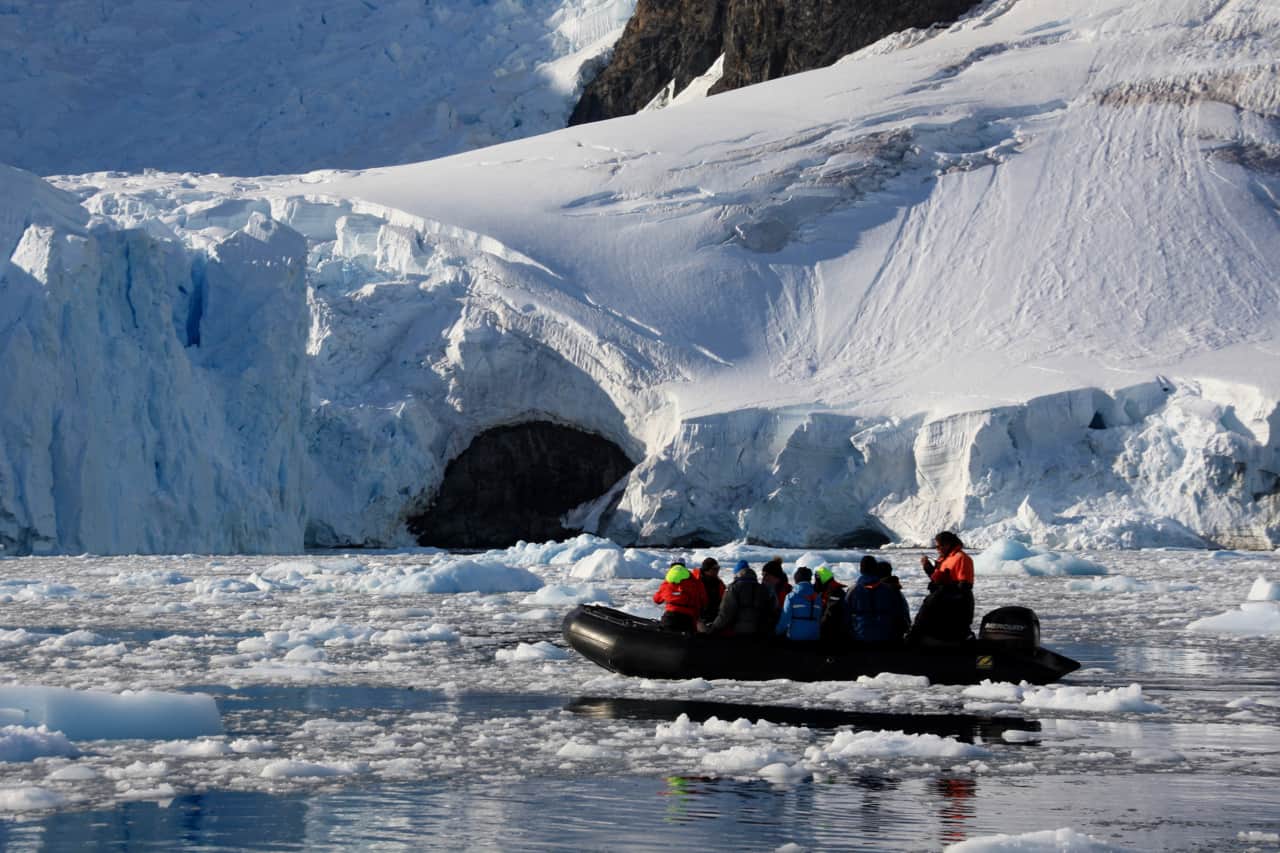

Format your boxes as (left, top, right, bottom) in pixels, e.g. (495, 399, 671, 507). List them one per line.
(569, 0, 980, 125)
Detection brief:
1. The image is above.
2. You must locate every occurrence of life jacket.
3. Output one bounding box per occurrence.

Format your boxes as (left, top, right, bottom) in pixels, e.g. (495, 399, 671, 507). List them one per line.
(653, 566, 707, 618)
(774, 581, 793, 609)
(780, 582, 821, 641)
(931, 550, 975, 586)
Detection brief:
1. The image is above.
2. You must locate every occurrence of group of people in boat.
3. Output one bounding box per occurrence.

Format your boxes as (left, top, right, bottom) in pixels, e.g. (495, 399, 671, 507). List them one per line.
(652, 531, 975, 646)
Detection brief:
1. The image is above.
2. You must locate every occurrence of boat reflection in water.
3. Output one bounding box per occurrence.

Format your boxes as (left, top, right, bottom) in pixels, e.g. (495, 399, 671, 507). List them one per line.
(566, 695, 1041, 743)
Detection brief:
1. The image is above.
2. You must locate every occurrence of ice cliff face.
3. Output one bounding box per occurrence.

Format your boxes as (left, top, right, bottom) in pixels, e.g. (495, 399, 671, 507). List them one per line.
(4, 0, 1279, 554)
(0, 166, 309, 555)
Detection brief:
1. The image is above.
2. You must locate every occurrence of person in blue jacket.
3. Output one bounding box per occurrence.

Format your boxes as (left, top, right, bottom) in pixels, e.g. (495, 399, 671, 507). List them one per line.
(851, 559, 911, 643)
(775, 567, 822, 642)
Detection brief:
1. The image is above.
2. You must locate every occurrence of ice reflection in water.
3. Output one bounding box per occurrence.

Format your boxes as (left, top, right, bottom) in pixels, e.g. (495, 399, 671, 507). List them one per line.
(3, 773, 1277, 851)
(566, 695, 1042, 742)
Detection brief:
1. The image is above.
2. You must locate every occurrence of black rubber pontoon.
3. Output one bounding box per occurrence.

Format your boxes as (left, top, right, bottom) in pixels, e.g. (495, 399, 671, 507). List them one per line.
(562, 605, 1079, 686)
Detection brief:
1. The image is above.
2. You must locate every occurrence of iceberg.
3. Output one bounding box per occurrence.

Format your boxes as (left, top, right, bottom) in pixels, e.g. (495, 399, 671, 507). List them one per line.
(0, 686, 222, 741)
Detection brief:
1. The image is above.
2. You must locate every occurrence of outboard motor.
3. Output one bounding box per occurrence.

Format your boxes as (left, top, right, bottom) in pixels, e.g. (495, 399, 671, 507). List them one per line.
(979, 606, 1040, 650)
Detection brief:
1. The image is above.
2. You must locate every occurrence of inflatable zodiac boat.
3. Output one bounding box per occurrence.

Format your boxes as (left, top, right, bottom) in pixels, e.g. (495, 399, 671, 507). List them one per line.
(563, 604, 1080, 685)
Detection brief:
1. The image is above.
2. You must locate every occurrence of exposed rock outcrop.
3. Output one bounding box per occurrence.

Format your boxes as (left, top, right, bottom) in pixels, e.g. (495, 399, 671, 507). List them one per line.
(570, 0, 979, 124)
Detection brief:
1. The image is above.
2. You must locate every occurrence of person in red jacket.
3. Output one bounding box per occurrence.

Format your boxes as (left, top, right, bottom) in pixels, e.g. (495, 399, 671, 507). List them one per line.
(910, 531, 976, 643)
(653, 559, 708, 633)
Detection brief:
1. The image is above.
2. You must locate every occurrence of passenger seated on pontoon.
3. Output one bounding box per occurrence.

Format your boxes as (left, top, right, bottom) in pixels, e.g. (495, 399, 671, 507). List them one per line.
(813, 566, 849, 645)
(707, 566, 776, 637)
(693, 558, 726, 623)
(851, 559, 911, 644)
(653, 560, 707, 633)
(760, 559, 792, 609)
(775, 567, 821, 642)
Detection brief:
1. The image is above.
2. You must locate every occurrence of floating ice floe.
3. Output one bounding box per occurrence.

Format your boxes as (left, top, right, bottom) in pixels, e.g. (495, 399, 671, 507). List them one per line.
(108, 570, 192, 587)
(0, 685, 222, 740)
(1186, 577, 1280, 637)
(495, 641, 570, 663)
(701, 745, 798, 776)
(366, 559, 544, 595)
(260, 759, 363, 779)
(655, 714, 801, 744)
(569, 547, 662, 580)
(0, 725, 78, 762)
(0, 580, 81, 602)
(1068, 576, 1196, 594)
(975, 540, 1107, 577)
(0, 787, 70, 812)
(945, 827, 1124, 852)
(524, 584, 612, 606)
(498, 535, 619, 568)
(810, 729, 990, 761)
(555, 740, 614, 760)
(962, 681, 1163, 714)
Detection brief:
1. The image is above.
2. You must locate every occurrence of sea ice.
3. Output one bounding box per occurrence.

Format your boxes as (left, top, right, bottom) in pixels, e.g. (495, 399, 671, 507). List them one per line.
(0, 786, 69, 812)
(0, 726, 78, 762)
(1018, 684, 1163, 714)
(945, 827, 1121, 851)
(975, 540, 1107, 577)
(525, 584, 613, 606)
(569, 548, 662, 580)
(700, 744, 796, 775)
(0, 686, 222, 740)
(495, 641, 570, 663)
(813, 730, 990, 761)
(1186, 576, 1280, 636)
(260, 759, 362, 779)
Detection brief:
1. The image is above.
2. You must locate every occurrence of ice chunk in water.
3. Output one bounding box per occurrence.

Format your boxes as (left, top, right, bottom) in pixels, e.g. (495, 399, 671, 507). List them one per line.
(0, 686, 222, 741)
(1247, 576, 1280, 602)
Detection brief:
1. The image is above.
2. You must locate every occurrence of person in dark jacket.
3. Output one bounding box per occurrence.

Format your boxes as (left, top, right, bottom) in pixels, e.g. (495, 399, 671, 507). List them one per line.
(813, 566, 850, 645)
(775, 567, 821, 642)
(693, 558, 726, 623)
(653, 560, 707, 633)
(851, 559, 911, 643)
(760, 559, 792, 609)
(708, 566, 776, 637)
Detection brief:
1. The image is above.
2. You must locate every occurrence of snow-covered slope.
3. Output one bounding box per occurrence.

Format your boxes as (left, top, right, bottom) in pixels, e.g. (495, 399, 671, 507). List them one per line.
(0, 0, 634, 176)
(7, 0, 1280, 553)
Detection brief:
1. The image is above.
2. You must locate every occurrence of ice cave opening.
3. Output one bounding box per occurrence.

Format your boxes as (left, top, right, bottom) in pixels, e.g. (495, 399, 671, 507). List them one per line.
(407, 421, 636, 548)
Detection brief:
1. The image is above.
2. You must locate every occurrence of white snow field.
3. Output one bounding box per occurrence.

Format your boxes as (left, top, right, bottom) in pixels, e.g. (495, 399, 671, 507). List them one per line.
(3, 0, 1277, 556)
(0, 544, 1276, 849)
(0, 0, 636, 176)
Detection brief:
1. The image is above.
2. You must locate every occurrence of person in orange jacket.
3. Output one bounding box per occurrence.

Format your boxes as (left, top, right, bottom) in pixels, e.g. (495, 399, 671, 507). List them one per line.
(910, 531, 975, 643)
(653, 559, 708, 633)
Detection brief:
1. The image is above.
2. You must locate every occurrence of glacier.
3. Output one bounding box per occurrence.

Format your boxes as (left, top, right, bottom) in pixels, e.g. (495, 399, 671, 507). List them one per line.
(0, 0, 638, 175)
(2, 0, 1279, 554)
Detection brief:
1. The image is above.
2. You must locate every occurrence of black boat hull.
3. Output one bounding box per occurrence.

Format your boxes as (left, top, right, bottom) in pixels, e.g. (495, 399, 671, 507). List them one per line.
(563, 605, 1080, 686)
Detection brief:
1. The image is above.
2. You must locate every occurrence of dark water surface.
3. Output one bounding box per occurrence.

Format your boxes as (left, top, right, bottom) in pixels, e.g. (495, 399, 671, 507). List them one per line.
(2, 678, 1277, 851)
(2, 770, 1276, 851)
